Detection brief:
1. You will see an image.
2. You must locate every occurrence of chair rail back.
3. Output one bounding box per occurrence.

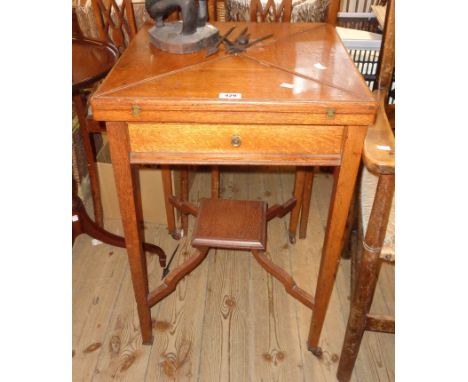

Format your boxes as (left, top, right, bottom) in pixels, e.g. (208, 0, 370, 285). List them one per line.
(248, 0, 341, 24)
(91, 0, 137, 52)
(249, 0, 293, 22)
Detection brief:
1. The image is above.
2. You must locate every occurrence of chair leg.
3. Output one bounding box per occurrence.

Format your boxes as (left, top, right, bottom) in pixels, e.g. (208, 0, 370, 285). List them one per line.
(288, 168, 305, 243)
(161, 166, 179, 239)
(211, 166, 219, 199)
(341, 180, 358, 259)
(336, 247, 382, 381)
(73, 93, 103, 227)
(299, 167, 315, 239)
(337, 174, 394, 381)
(180, 167, 189, 235)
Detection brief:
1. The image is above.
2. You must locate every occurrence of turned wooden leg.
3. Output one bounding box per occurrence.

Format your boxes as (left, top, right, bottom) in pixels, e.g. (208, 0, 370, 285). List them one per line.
(337, 174, 394, 381)
(337, 249, 382, 381)
(299, 167, 315, 239)
(211, 166, 220, 199)
(181, 167, 189, 235)
(107, 122, 153, 344)
(73, 93, 103, 227)
(288, 168, 305, 244)
(307, 126, 367, 355)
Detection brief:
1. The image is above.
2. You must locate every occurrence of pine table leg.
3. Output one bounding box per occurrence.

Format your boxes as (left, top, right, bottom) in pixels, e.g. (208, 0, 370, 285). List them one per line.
(107, 121, 153, 344)
(307, 126, 367, 355)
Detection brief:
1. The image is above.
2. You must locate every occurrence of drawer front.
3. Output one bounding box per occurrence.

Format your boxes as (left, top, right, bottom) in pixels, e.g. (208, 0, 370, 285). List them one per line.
(128, 123, 343, 165)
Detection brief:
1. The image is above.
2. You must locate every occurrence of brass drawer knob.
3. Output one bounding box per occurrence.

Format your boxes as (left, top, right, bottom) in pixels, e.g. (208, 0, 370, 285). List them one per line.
(326, 108, 336, 118)
(231, 135, 241, 147)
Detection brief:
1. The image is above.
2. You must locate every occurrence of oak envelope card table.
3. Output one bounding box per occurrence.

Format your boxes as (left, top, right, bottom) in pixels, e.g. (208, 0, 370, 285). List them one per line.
(91, 21, 377, 354)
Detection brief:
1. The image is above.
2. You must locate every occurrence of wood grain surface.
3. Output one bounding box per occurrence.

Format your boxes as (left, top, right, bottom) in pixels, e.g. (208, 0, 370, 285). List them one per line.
(130, 123, 342, 154)
(192, 198, 267, 250)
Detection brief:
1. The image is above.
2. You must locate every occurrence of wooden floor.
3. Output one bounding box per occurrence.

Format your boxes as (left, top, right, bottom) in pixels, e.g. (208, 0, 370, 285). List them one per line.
(73, 169, 394, 381)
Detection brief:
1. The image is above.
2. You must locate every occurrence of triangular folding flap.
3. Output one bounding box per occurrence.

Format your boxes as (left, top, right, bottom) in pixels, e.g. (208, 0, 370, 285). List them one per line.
(98, 53, 352, 102)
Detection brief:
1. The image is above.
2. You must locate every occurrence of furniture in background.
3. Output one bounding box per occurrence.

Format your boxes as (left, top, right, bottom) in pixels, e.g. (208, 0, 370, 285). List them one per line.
(76, 0, 216, 40)
(78, 0, 203, 239)
(73, 36, 119, 226)
(372, 1, 387, 29)
(90, 22, 377, 355)
(91, 0, 137, 53)
(72, 178, 166, 267)
(73, 5, 89, 188)
(74, 0, 138, 228)
(337, 0, 394, 379)
(72, 36, 166, 267)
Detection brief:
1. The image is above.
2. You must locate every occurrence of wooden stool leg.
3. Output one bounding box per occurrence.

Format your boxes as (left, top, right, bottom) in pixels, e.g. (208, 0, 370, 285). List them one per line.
(181, 167, 189, 235)
(73, 93, 103, 227)
(299, 167, 315, 239)
(307, 126, 367, 355)
(211, 166, 219, 199)
(161, 166, 180, 239)
(337, 249, 382, 381)
(107, 122, 153, 344)
(288, 168, 305, 243)
(337, 174, 394, 381)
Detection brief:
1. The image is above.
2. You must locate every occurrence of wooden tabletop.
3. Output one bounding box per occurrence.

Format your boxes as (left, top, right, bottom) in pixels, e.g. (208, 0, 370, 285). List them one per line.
(72, 37, 119, 93)
(91, 22, 376, 123)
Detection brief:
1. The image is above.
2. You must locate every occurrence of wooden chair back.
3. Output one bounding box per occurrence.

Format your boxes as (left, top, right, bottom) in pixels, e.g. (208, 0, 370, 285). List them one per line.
(91, 0, 137, 53)
(249, 0, 340, 24)
(374, 0, 394, 104)
(249, 0, 293, 22)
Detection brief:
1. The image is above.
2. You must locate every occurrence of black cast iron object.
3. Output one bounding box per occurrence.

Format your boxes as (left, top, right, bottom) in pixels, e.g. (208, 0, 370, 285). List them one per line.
(146, 0, 207, 35)
(146, 0, 218, 54)
(205, 26, 273, 57)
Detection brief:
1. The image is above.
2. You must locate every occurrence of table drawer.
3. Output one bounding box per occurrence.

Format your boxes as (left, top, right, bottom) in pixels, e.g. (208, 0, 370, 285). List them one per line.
(128, 123, 343, 165)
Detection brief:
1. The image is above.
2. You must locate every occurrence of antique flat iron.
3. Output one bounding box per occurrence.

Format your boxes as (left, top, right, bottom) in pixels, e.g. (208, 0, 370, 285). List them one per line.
(146, 0, 219, 54)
